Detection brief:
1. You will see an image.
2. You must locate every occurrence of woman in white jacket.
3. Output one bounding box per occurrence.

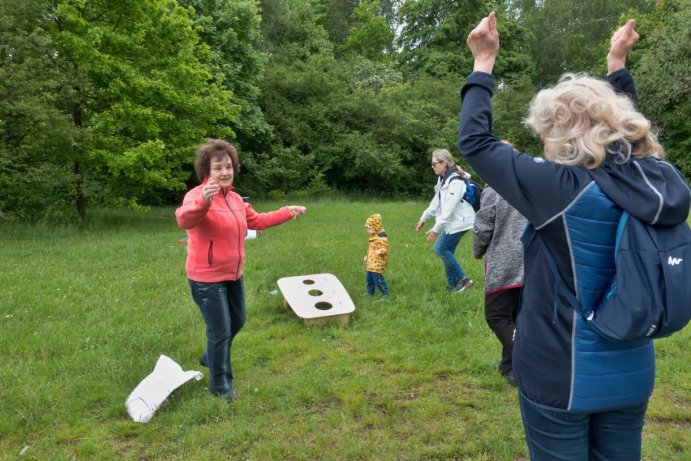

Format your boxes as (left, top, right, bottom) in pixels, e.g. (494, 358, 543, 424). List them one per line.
(416, 149, 476, 292)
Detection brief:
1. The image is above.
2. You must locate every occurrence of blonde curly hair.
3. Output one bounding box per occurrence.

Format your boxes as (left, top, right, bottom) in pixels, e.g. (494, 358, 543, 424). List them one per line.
(524, 73, 664, 168)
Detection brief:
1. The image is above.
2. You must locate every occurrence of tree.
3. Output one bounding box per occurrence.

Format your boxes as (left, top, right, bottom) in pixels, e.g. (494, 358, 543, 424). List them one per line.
(0, 0, 81, 221)
(515, 0, 656, 86)
(0, 0, 237, 219)
(396, 0, 493, 77)
(339, 1, 395, 61)
(396, 0, 533, 81)
(180, 0, 271, 154)
(630, 0, 691, 179)
(490, 73, 542, 157)
(313, 0, 360, 48)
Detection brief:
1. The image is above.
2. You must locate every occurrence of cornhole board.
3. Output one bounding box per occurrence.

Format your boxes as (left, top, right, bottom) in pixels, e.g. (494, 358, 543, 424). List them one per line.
(277, 273, 355, 326)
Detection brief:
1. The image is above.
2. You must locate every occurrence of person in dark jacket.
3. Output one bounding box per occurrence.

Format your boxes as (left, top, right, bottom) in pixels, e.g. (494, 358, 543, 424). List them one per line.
(460, 13, 690, 460)
(472, 185, 527, 386)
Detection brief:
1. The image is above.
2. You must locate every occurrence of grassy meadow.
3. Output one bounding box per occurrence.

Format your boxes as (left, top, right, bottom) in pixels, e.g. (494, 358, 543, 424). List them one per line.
(0, 199, 689, 460)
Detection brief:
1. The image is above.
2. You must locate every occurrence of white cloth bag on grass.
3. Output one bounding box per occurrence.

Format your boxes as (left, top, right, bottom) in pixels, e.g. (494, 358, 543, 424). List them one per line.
(126, 355, 203, 423)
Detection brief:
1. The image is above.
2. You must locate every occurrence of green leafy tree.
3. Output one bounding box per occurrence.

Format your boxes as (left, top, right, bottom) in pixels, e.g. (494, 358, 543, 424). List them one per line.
(515, 0, 656, 86)
(396, 0, 490, 77)
(180, 0, 271, 155)
(0, 0, 80, 221)
(396, 0, 533, 83)
(54, 0, 237, 216)
(313, 0, 360, 47)
(490, 73, 542, 158)
(260, 0, 333, 55)
(339, 1, 395, 60)
(630, 0, 691, 178)
(0, 0, 236, 219)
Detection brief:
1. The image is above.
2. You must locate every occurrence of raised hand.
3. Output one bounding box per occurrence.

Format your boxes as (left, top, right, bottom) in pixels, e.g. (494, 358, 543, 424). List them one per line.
(608, 19, 638, 73)
(466, 11, 499, 74)
(202, 179, 221, 204)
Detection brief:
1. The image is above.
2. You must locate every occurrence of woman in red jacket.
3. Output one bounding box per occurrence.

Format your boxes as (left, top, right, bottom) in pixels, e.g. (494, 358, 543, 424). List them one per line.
(176, 139, 306, 401)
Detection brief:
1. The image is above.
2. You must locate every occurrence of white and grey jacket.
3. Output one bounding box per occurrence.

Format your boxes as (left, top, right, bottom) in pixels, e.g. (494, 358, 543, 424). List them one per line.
(420, 170, 475, 235)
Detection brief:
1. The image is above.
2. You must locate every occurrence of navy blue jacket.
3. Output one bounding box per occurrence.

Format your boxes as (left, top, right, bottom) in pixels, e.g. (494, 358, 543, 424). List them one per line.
(458, 69, 691, 411)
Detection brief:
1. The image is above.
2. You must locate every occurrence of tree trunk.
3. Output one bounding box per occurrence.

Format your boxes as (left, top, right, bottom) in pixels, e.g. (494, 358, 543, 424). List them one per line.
(74, 161, 86, 219)
(72, 101, 86, 219)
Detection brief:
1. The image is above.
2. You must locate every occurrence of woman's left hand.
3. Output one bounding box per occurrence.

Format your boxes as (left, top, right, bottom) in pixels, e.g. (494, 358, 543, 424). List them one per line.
(426, 229, 438, 244)
(288, 206, 307, 218)
(607, 19, 638, 73)
(467, 11, 499, 74)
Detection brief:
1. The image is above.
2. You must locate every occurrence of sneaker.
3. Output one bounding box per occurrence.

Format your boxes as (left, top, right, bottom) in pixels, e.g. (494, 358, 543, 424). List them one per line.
(199, 354, 208, 368)
(453, 277, 473, 292)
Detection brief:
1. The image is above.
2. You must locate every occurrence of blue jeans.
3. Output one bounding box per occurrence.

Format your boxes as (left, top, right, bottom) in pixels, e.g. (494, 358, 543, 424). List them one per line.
(366, 271, 389, 295)
(189, 278, 246, 395)
(433, 230, 468, 287)
(519, 392, 648, 461)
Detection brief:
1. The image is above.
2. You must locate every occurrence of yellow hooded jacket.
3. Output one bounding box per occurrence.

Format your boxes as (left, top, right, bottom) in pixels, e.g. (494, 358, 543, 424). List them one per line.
(365, 214, 389, 274)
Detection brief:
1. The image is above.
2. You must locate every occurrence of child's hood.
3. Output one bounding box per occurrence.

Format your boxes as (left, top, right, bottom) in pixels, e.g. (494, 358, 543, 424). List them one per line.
(366, 214, 383, 232)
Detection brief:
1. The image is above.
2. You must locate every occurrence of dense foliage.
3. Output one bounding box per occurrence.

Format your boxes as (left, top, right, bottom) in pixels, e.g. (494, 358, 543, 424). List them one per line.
(0, 0, 686, 221)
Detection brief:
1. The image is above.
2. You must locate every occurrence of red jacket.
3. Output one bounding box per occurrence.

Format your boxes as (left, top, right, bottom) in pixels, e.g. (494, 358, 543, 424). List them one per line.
(175, 181, 293, 282)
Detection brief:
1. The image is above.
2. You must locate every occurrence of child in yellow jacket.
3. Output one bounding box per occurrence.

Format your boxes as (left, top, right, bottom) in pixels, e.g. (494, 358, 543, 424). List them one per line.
(364, 214, 390, 296)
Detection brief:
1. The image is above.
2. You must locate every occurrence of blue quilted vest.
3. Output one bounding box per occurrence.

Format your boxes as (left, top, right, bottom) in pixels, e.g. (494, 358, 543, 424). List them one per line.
(564, 184, 655, 411)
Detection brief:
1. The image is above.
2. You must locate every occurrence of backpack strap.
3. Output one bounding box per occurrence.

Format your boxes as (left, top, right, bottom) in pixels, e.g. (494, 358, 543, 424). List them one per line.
(614, 211, 630, 257)
(437, 174, 462, 200)
(535, 234, 593, 323)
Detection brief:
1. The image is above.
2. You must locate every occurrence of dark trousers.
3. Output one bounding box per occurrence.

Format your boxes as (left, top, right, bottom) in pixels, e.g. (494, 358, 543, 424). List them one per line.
(366, 271, 389, 295)
(485, 287, 520, 375)
(189, 278, 246, 395)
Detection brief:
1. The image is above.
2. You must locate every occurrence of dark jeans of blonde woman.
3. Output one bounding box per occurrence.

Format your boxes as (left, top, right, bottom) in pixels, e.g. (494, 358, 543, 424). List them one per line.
(433, 229, 468, 288)
(519, 392, 647, 461)
(189, 278, 246, 396)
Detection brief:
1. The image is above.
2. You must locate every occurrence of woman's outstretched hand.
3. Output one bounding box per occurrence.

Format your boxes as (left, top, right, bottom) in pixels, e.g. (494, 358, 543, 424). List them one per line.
(608, 19, 638, 74)
(288, 206, 307, 219)
(466, 11, 499, 74)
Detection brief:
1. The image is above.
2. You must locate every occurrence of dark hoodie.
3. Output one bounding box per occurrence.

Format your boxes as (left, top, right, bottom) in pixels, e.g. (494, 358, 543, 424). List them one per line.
(458, 69, 690, 411)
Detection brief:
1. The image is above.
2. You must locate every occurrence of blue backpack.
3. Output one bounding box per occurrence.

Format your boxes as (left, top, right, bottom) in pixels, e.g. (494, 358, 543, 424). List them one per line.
(438, 175, 482, 212)
(462, 178, 483, 212)
(539, 211, 691, 342)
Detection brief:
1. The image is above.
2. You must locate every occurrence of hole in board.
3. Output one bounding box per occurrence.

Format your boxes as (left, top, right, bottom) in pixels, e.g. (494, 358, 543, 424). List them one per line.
(314, 302, 332, 311)
(302, 279, 315, 285)
(308, 289, 323, 297)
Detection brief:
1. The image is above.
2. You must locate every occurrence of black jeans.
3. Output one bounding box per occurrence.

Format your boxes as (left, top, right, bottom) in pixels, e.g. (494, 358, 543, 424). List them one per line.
(484, 287, 520, 375)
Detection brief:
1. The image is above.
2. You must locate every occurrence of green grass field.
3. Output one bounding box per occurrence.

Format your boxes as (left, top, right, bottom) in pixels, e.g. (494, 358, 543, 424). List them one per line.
(1, 200, 689, 460)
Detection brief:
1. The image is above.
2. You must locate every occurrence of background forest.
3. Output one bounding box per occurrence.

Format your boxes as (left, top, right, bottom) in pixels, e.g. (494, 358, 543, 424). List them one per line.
(1, 0, 689, 222)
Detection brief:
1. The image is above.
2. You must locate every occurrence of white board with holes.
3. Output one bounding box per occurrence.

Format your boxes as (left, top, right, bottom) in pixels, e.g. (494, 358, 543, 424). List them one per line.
(277, 273, 356, 326)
